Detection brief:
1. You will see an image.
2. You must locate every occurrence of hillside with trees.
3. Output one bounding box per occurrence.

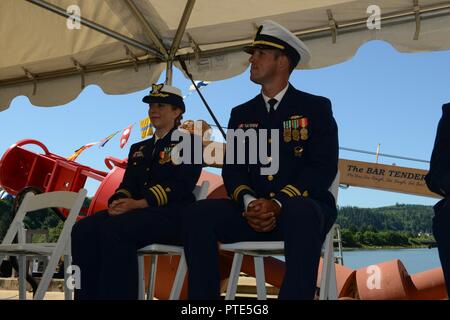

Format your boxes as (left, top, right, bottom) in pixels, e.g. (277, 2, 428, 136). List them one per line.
(337, 204, 435, 248)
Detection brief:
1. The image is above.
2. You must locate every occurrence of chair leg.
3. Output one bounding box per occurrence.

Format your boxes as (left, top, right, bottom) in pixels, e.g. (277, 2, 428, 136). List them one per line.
(17, 225, 27, 300)
(225, 252, 243, 300)
(18, 255, 27, 300)
(146, 255, 158, 300)
(320, 227, 338, 300)
(138, 255, 145, 300)
(63, 254, 72, 300)
(254, 256, 267, 300)
(169, 253, 187, 300)
(34, 252, 62, 300)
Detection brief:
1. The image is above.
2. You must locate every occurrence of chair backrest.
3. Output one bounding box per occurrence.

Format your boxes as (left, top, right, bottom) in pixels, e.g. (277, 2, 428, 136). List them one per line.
(193, 181, 209, 201)
(328, 170, 340, 203)
(1, 189, 87, 246)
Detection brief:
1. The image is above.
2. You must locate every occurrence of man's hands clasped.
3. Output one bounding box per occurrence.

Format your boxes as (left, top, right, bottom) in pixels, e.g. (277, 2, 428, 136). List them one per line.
(243, 198, 281, 232)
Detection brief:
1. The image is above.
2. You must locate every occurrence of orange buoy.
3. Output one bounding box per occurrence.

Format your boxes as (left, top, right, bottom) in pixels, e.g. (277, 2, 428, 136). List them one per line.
(356, 259, 415, 300)
(409, 267, 447, 300)
(317, 259, 357, 298)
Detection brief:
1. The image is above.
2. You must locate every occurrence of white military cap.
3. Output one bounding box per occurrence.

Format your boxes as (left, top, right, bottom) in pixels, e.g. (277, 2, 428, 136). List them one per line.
(244, 20, 311, 67)
(142, 83, 185, 112)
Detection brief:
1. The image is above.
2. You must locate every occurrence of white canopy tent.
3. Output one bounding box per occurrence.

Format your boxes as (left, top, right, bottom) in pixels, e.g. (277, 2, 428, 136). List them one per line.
(1, 0, 449, 111)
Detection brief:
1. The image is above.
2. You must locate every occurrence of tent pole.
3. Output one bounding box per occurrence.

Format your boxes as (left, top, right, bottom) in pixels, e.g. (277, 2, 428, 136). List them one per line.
(169, 0, 196, 59)
(178, 2, 450, 55)
(178, 59, 226, 139)
(25, 0, 164, 59)
(124, 0, 168, 59)
(0, 57, 159, 88)
(165, 61, 173, 85)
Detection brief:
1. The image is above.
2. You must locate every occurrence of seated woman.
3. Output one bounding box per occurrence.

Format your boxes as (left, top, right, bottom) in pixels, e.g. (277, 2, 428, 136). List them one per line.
(71, 84, 202, 299)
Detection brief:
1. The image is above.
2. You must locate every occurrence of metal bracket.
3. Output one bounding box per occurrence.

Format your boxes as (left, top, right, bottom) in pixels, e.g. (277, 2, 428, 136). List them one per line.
(22, 67, 37, 95)
(413, 0, 421, 40)
(125, 45, 139, 72)
(327, 9, 338, 44)
(187, 33, 201, 62)
(71, 58, 86, 89)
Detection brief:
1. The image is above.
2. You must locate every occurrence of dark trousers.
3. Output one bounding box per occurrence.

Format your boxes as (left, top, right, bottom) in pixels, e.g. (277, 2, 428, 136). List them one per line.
(71, 206, 183, 300)
(432, 198, 450, 296)
(183, 197, 336, 300)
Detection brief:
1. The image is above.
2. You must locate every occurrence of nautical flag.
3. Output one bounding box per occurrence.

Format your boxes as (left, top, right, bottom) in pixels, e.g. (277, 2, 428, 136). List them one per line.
(67, 142, 97, 161)
(120, 124, 133, 149)
(140, 117, 154, 139)
(183, 81, 212, 99)
(99, 130, 120, 147)
(189, 80, 211, 92)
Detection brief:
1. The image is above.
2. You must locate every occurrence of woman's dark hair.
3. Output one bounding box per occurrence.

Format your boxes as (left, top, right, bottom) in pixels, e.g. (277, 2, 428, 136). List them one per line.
(171, 105, 183, 127)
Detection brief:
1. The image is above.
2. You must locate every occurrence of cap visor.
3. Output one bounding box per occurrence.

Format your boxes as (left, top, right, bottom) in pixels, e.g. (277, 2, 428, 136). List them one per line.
(243, 44, 280, 54)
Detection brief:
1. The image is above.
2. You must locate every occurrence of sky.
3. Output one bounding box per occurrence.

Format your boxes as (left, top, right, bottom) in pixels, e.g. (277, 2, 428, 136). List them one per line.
(1, 40, 449, 208)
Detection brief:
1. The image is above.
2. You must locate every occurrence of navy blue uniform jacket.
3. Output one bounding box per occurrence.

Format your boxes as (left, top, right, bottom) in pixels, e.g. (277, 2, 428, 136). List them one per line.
(109, 128, 202, 207)
(222, 84, 339, 209)
(426, 103, 450, 198)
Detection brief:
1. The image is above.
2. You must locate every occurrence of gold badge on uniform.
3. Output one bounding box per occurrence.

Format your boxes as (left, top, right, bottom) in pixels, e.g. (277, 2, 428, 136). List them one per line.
(294, 146, 303, 157)
(283, 120, 292, 142)
(300, 117, 309, 140)
(159, 147, 172, 164)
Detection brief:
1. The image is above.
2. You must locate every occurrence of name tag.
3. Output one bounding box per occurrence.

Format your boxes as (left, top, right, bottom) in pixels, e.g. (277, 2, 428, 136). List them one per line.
(132, 151, 144, 158)
(237, 123, 259, 129)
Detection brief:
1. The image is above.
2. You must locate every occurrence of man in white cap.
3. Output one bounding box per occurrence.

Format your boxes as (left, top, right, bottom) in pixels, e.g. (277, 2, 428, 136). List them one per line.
(71, 83, 202, 299)
(183, 20, 339, 299)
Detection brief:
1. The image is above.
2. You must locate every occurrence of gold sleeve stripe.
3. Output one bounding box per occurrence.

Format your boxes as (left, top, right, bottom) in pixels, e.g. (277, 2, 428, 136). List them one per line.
(285, 185, 301, 196)
(232, 186, 244, 200)
(149, 187, 162, 206)
(253, 40, 285, 50)
(152, 186, 165, 206)
(155, 184, 168, 205)
(116, 189, 132, 198)
(280, 189, 295, 197)
(232, 185, 252, 201)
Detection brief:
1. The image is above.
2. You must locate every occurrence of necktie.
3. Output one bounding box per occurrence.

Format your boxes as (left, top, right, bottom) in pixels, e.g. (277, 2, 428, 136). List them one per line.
(268, 98, 277, 115)
(152, 138, 162, 157)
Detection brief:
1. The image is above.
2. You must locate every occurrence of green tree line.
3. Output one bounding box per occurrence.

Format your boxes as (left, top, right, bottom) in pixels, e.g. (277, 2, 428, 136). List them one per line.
(337, 204, 435, 248)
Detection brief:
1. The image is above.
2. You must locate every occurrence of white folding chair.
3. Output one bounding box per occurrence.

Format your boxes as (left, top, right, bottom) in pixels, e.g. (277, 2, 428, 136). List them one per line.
(137, 181, 209, 300)
(0, 189, 87, 300)
(221, 172, 340, 300)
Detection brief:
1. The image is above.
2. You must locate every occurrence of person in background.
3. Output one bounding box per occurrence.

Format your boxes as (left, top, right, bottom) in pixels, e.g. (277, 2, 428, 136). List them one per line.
(425, 102, 450, 297)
